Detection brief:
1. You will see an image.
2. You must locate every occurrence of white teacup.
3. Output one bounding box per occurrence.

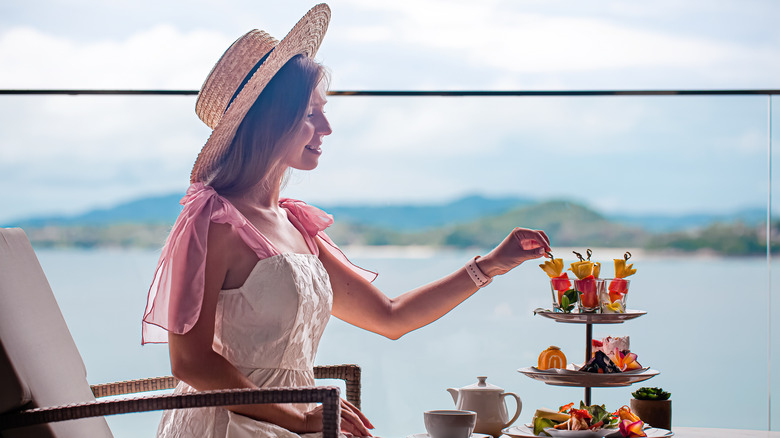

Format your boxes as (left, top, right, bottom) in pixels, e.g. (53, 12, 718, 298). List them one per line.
(424, 410, 477, 438)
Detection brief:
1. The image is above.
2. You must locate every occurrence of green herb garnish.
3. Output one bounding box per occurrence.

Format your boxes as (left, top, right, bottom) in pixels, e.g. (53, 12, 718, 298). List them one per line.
(632, 387, 671, 400)
(560, 289, 578, 313)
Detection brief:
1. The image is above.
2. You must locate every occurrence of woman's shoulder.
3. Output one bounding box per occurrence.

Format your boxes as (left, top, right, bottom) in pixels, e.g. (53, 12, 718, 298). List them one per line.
(170, 184, 260, 258)
(206, 220, 257, 271)
(206, 220, 234, 241)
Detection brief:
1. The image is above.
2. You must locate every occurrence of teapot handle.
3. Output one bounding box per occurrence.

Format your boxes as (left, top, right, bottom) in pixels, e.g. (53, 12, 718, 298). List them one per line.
(501, 392, 522, 428)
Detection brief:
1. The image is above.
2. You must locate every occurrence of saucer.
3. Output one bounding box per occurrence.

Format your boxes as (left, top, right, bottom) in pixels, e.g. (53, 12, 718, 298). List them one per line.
(407, 434, 491, 438)
(544, 427, 621, 437)
(502, 424, 673, 438)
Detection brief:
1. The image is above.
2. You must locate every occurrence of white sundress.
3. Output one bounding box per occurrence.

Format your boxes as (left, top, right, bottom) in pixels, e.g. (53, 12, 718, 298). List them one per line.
(143, 183, 376, 438)
(157, 253, 335, 438)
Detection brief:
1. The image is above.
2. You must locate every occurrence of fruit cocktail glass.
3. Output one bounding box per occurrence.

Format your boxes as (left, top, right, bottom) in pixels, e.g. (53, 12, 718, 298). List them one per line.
(601, 278, 630, 313)
(575, 277, 605, 313)
(550, 275, 573, 312)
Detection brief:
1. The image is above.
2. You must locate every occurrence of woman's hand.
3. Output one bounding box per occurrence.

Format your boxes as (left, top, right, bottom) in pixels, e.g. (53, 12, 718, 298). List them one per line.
(479, 227, 551, 277)
(303, 398, 374, 437)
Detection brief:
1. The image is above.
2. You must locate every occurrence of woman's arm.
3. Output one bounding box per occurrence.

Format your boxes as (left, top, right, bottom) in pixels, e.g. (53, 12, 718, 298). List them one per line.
(168, 222, 372, 436)
(322, 227, 551, 340)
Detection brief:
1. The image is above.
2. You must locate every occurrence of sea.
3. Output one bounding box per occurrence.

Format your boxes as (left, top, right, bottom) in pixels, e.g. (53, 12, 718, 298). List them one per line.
(35, 247, 780, 437)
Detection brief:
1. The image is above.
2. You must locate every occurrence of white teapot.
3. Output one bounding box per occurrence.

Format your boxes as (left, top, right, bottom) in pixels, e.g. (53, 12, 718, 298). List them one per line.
(447, 376, 522, 438)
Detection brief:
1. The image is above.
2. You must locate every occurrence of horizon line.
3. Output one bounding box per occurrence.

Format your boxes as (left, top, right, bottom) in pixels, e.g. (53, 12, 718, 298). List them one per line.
(1, 88, 780, 97)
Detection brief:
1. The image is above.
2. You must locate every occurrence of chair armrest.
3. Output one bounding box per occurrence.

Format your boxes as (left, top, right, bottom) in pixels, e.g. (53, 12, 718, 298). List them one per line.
(1, 386, 341, 438)
(91, 376, 178, 397)
(91, 364, 362, 409)
(314, 364, 361, 410)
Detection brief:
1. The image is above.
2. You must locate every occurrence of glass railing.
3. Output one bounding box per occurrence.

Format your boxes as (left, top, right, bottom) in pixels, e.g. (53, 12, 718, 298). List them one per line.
(1, 89, 778, 437)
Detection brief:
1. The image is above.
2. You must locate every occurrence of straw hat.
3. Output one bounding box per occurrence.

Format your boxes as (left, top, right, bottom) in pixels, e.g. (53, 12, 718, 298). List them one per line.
(190, 3, 331, 183)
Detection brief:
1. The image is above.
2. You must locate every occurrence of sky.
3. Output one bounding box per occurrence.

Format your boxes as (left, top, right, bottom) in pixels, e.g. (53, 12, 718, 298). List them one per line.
(1, 0, 780, 223)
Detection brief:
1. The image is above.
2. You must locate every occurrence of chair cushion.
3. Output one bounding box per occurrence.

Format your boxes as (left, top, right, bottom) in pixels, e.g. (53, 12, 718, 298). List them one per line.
(0, 228, 112, 437)
(0, 341, 30, 413)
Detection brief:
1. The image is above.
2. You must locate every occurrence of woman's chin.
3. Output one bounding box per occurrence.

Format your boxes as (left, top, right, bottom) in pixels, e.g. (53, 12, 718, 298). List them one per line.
(291, 159, 320, 172)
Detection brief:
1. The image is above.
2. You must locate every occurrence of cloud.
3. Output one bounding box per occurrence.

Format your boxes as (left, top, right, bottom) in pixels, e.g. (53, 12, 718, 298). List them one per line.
(0, 92, 206, 220)
(0, 87, 768, 220)
(330, 0, 780, 88)
(2, 1, 779, 92)
(0, 1, 777, 221)
(0, 25, 230, 88)
(324, 95, 648, 157)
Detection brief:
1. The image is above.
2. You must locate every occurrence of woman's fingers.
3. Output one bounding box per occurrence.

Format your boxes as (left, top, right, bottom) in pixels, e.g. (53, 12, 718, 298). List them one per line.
(304, 403, 372, 437)
(513, 228, 551, 252)
(341, 398, 374, 429)
(511, 229, 551, 261)
(536, 229, 551, 249)
(340, 412, 372, 436)
(340, 399, 373, 436)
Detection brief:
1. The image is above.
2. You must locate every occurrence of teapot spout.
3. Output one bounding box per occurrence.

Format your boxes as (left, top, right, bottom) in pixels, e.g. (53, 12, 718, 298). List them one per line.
(446, 388, 459, 406)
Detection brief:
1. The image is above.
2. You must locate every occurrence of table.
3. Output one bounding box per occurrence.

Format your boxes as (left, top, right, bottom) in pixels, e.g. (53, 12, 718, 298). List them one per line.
(670, 427, 780, 437)
(490, 428, 780, 438)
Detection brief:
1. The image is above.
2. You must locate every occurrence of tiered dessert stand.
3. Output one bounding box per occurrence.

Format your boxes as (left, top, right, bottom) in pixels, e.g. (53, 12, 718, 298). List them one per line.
(519, 309, 659, 405)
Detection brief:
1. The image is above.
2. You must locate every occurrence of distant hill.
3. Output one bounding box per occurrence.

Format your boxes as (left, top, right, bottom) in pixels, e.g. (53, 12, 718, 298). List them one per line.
(5, 190, 776, 254)
(7, 193, 534, 231)
(9, 193, 184, 227)
(323, 194, 535, 231)
(7, 190, 767, 233)
(439, 200, 649, 248)
(609, 207, 768, 232)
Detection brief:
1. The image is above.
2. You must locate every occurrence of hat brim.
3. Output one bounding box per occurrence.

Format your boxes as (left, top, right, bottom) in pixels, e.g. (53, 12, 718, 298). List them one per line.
(190, 3, 331, 184)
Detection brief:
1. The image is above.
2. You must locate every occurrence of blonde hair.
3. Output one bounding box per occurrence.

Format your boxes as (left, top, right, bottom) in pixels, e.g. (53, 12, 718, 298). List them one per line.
(207, 55, 325, 196)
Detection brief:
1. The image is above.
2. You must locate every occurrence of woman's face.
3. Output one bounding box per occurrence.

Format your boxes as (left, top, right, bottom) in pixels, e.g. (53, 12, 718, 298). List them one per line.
(281, 80, 332, 171)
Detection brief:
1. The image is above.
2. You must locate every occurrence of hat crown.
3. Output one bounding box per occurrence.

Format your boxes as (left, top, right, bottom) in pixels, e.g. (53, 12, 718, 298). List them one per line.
(195, 30, 279, 129)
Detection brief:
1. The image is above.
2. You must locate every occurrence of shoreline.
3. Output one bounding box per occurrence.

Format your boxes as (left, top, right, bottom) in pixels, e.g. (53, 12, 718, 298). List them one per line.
(29, 242, 769, 259)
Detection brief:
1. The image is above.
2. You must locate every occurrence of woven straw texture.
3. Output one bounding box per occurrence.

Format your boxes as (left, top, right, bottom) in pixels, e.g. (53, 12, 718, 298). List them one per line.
(89, 364, 361, 409)
(196, 30, 278, 130)
(1, 386, 342, 438)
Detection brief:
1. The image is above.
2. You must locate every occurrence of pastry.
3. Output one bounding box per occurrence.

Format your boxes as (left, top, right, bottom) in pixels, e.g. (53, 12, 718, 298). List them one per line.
(538, 346, 567, 370)
(594, 336, 630, 356)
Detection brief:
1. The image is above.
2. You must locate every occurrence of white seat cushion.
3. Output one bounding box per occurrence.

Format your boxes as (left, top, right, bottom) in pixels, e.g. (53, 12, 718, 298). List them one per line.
(0, 228, 112, 437)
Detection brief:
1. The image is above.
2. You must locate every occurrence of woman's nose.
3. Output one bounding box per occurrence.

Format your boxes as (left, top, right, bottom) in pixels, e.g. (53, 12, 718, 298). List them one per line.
(317, 114, 332, 136)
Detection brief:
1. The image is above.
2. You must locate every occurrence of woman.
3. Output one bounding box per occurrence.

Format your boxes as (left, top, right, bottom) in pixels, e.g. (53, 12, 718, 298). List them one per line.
(142, 4, 551, 437)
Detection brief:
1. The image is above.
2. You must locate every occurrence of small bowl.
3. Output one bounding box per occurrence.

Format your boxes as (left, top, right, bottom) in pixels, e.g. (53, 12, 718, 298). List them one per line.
(424, 410, 477, 438)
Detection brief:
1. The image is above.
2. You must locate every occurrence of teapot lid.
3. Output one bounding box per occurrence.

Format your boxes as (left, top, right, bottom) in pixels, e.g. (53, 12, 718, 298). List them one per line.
(461, 376, 504, 392)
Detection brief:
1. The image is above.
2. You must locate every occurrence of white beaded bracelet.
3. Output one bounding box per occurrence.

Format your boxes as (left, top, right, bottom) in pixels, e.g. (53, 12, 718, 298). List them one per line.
(465, 256, 493, 288)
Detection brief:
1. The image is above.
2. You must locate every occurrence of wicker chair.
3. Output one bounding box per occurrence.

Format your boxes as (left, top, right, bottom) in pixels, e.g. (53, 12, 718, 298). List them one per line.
(88, 364, 361, 410)
(0, 227, 359, 438)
